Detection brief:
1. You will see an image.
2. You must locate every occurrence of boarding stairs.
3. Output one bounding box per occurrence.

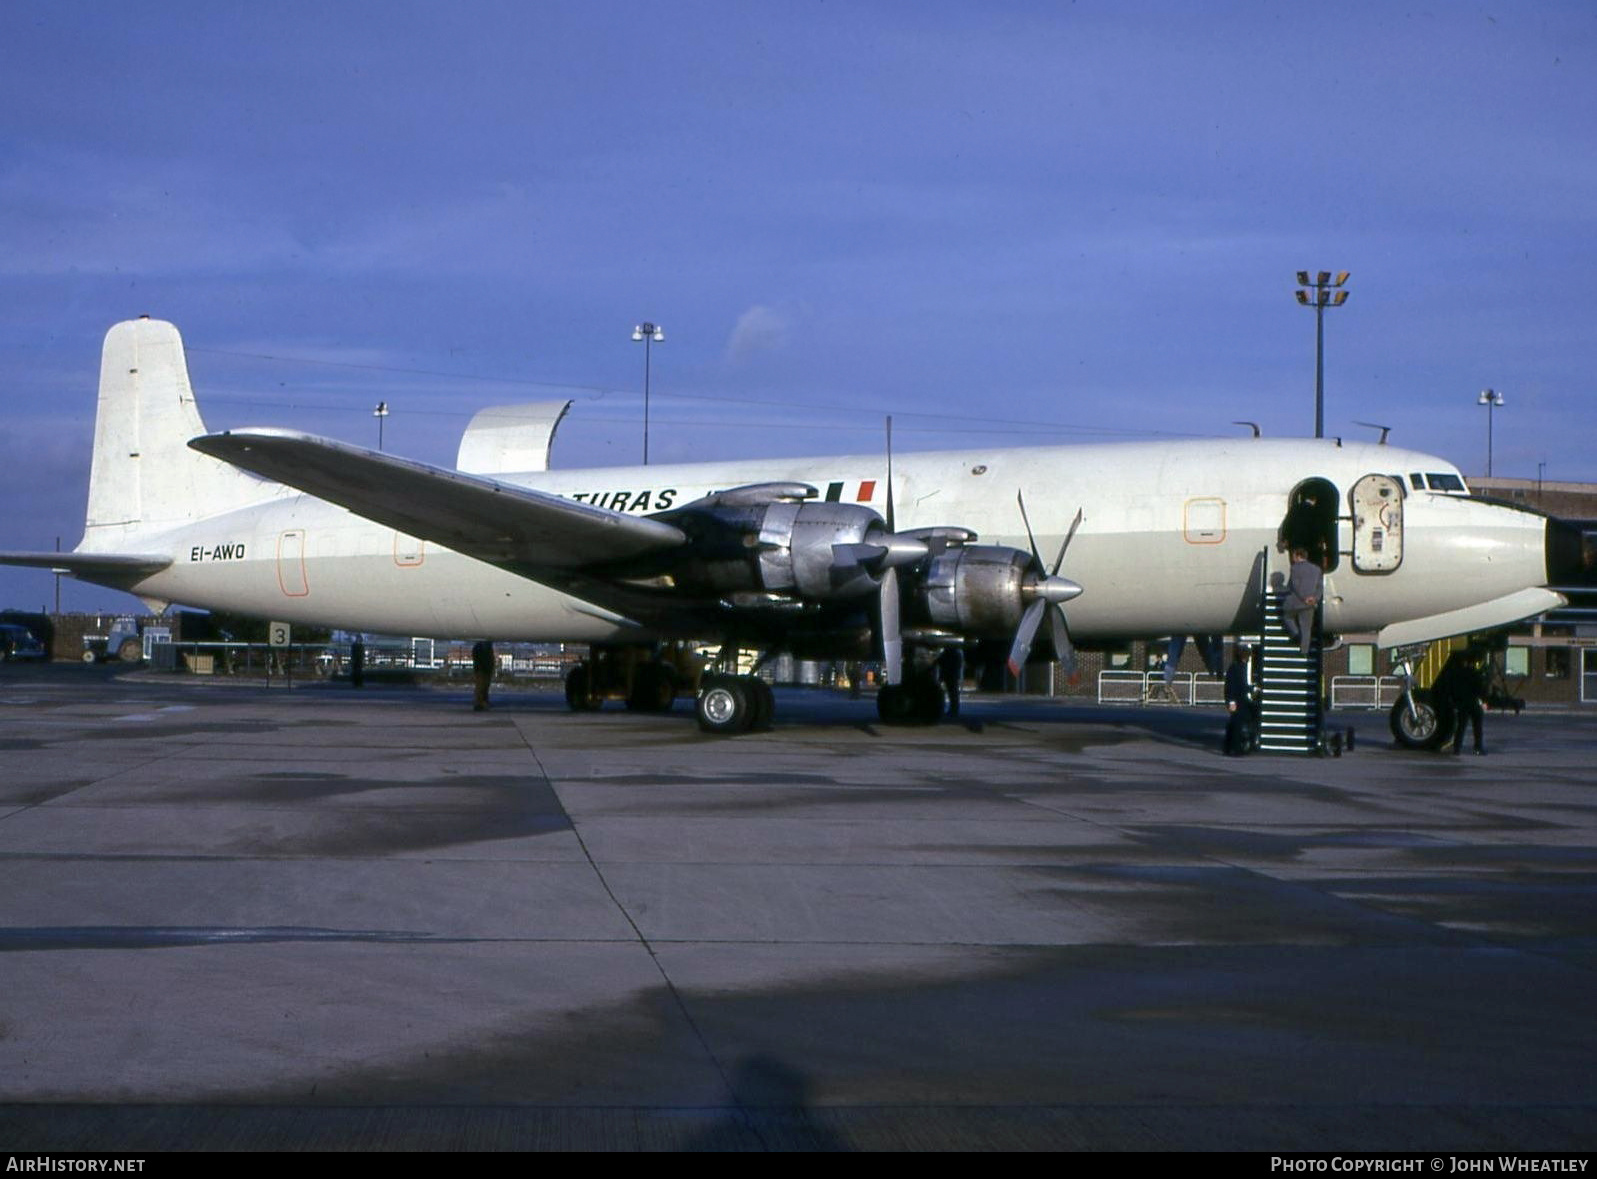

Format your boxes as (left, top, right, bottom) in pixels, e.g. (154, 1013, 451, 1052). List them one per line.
(1253, 560, 1325, 755)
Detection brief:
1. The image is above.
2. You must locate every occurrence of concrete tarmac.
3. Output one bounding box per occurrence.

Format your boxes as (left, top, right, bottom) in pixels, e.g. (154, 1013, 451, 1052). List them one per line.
(0, 662, 1593, 1152)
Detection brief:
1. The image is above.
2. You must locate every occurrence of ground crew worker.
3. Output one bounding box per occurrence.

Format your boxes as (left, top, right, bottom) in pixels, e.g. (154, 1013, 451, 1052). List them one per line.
(472, 640, 495, 711)
(1223, 644, 1257, 755)
(1435, 644, 1489, 755)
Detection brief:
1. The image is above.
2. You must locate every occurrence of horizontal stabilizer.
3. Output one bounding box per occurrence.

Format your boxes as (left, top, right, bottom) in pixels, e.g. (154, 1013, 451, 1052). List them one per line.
(1375, 586, 1566, 649)
(189, 429, 687, 569)
(0, 551, 173, 590)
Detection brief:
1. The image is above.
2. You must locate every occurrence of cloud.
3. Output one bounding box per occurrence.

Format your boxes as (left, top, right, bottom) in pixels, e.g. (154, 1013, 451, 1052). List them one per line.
(723, 304, 793, 366)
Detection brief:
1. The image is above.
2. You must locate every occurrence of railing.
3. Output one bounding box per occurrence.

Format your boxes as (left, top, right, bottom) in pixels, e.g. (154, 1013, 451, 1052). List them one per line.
(1098, 670, 1403, 710)
(1327, 675, 1404, 710)
(1096, 670, 1225, 706)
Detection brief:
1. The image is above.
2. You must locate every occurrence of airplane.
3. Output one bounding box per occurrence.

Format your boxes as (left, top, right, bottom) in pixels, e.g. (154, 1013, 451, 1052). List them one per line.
(4, 317, 1593, 736)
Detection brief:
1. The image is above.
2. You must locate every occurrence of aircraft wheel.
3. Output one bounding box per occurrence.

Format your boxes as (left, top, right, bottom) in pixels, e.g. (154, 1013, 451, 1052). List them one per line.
(748, 678, 774, 730)
(1389, 694, 1452, 750)
(627, 662, 675, 712)
(565, 663, 601, 711)
(909, 674, 946, 724)
(876, 683, 914, 725)
(697, 676, 752, 735)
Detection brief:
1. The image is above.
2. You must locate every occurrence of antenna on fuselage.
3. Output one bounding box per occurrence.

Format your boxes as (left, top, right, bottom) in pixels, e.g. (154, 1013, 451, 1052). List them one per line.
(1353, 421, 1393, 445)
(1232, 421, 1261, 438)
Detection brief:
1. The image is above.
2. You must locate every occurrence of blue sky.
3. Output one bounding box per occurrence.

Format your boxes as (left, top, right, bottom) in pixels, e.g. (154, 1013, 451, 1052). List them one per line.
(3, 1, 1594, 611)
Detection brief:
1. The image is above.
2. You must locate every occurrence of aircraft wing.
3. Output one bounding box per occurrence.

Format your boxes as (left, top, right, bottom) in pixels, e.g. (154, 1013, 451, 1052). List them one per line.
(189, 429, 688, 569)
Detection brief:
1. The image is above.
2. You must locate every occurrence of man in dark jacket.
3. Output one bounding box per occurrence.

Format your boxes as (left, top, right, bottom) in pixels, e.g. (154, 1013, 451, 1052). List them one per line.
(1223, 644, 1257, 755)
(1434, 644, 1489, 755)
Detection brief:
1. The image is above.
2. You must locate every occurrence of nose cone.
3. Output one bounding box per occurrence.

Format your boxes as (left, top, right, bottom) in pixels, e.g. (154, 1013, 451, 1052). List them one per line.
(1546, 517, 1597, 588)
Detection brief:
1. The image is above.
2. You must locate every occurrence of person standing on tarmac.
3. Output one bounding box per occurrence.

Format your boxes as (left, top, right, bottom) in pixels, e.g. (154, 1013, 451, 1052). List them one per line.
(1223, 644, 1257, 756)
(472, 640, 495, 712)
(937, 646, 965, 719)
(1435, 644, 1489, 755)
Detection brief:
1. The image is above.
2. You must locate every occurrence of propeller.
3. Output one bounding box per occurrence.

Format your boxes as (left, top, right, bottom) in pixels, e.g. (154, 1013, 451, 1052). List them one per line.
(881, 416, 902, 684)
(1007, 493, 1084, 678)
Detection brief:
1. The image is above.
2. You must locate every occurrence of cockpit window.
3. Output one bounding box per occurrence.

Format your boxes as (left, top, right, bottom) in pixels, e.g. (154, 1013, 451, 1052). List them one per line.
(1425, 472, 1466, 493)
(1409, 473, 1425, 491)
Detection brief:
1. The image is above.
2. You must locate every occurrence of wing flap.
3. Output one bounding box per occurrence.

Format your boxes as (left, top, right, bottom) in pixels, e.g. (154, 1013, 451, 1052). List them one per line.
(189, 429, 687, 569)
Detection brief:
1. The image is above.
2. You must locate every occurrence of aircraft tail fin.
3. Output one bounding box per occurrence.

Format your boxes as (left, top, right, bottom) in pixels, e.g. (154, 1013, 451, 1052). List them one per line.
(83, 318, 271, 545)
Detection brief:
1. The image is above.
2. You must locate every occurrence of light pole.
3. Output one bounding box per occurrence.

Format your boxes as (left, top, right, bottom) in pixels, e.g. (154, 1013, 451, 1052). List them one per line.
(373, 401, 389, 451)
(1295, 270, 1350, 438)
(632, 322, 664, 464)
(1478, 388, 1504, 476)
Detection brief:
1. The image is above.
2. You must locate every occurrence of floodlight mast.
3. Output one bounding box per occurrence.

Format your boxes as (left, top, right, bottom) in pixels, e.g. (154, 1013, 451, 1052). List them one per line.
(1478, 387, 1504, 476)
(1294, 270, 1350, 439)
(632, 322, 665, 464)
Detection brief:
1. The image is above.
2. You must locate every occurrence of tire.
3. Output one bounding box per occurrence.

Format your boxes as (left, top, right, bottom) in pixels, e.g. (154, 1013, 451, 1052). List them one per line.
(909, 674, 946, 723)
(697, 676, 752, 735)
(82, 650, 98, 663)
(1389, 693, 1454, 750)
(117, 637, 143, 663)
(876, 683, 915, 724)
(565, 663, 601, 711)
(748, 678, 774, 731)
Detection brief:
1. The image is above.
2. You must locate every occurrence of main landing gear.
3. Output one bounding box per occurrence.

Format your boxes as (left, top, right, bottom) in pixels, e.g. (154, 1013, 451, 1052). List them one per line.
(875, 671, 947, 724)
(563, 643, 698, 714)
(694, 674, 774, 735)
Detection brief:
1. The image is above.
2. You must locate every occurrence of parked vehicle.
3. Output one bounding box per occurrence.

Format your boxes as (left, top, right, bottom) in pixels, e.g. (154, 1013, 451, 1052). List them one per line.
(81, 616, 145, 663)
(0, 623, 47, 661)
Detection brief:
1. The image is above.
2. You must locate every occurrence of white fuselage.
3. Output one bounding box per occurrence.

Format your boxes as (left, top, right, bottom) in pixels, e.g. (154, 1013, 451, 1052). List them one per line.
(94, 437, 1549, 645)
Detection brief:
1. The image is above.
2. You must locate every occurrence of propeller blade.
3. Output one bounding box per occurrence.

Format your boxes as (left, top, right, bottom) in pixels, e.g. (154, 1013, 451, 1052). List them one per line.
(1016, 489, 1043, 567)
(1006, 597, 1046, 678)
(1051, 508, 1084, 576)
(884, 416, 895, 533)
(880, 565, 902, 685)
(1047, 604, 1077, 675)
(833, 542, 887, 568)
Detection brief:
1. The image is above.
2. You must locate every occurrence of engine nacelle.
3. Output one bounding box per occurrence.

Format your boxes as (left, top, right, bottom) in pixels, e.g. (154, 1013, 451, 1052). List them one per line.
(671, 499, 890, 602)
(916, 545, 1033, 636)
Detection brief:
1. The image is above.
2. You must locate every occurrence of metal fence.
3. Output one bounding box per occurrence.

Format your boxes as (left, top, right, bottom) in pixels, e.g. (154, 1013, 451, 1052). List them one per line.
(1098, 670, 1403, 710)
(1096, 670, 1224, 706)
(1327, 675, 1405, 710)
